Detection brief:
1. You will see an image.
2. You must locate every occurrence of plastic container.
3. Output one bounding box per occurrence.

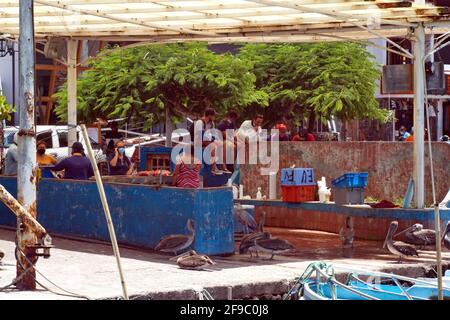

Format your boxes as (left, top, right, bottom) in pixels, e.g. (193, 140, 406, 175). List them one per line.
(281, 168, 315, 186)
(256, 187, 262, 200)
(331, 172, 368, 189)
(281, 185, 317, 202)
(333, 187, 365, 205)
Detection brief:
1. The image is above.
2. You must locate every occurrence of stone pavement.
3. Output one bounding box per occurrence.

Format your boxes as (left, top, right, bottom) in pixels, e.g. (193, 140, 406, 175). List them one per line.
(0, 227, 449, 300)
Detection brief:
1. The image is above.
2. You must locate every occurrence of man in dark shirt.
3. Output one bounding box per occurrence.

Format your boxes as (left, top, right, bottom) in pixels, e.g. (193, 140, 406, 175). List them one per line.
(217, 109, 238, 133)
(53, 142, 94, 180)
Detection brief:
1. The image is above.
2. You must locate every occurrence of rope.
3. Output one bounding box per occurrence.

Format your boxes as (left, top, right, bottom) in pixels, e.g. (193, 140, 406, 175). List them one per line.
(14, 247, 91, 300)
(284, 261, 333, 300)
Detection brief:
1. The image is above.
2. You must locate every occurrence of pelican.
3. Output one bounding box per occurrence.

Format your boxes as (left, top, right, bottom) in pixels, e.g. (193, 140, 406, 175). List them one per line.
(239, 232, 270, 256)
(239, 211, 267, 257)
(339, 216, 354, 249)
(254, 234, 296, 260)
(384, 221, 419, 263)
(155, 219, 195, 255)
(395, 223, 436, 246)
(443, 222, 450, 251)
(233, 204, 257, 234)
(170, 250, 215, 270)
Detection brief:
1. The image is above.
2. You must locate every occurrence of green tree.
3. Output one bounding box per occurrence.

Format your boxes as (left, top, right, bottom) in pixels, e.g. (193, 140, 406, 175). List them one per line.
(239, 42, 389, 130)
(54, 42, 267, 129)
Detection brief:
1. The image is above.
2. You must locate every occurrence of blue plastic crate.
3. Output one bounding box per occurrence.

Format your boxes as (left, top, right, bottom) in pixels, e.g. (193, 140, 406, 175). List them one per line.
(280, 168, 315, 186)
(331, 172, 368, 189)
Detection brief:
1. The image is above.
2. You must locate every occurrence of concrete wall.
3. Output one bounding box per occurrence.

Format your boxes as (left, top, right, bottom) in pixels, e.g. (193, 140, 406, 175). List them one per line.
(240, 142, 450, 205)
(237, 199, 450, 241)
(0, 177, 235, 255)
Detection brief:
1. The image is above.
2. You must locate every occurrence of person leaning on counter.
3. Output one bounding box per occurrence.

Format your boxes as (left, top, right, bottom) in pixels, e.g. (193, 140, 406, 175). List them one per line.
(52, 142, 94, 180)
(108, 140, 134, 175)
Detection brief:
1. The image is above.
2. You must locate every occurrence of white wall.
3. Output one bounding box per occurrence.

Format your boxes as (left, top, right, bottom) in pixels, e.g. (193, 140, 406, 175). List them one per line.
(366, 39, 387, 95)
(0, 42, 19, 125)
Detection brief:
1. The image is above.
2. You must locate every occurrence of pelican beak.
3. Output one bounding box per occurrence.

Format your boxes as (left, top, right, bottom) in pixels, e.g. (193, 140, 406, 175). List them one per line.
(393, 226, 413, 238)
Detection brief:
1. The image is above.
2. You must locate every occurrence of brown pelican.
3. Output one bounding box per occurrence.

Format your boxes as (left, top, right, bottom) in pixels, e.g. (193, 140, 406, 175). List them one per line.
(384, 221, 419, 263)
(234, 204, 257, 234)
(239, 211, 267, 257)
(239, 232, 270, 257)
(155, 219, 195, 255)
(443, 222, 450, 251)
(395, 223, 436, 246)
(170, 250, 215, 270)
(254, 233, 296, 260)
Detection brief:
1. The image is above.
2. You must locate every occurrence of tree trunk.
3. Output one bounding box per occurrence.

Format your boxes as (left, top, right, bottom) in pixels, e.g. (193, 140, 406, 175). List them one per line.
(307, 110, 316, 132)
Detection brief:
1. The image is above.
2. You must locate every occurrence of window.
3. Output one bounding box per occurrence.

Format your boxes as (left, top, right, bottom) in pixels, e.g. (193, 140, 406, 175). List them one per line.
(36, 131, 53, 148)
(57, 130, 68, 147)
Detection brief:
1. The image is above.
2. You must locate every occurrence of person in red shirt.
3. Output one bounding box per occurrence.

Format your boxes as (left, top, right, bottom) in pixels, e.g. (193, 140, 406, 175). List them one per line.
(292, 128, 316, 141)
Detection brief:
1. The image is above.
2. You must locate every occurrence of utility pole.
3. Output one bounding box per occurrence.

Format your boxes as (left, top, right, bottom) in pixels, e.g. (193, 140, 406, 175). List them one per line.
(16, 0, 37, 290)
(413, 24, 425, 209)
(67, 39, 78, 149)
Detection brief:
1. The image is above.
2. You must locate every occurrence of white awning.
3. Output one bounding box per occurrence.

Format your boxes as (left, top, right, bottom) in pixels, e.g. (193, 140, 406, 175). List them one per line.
(1, 0, 450, 42)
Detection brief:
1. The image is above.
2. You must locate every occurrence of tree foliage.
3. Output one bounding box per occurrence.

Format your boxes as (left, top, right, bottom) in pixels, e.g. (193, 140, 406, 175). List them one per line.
(0, 95, 15, 122)
(54, 41, 388, 130)
(238, 42, 389, 129)
(54, 42, 267, 129)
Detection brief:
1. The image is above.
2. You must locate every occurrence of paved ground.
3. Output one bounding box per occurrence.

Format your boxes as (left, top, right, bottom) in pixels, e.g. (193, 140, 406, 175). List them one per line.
(0, 227, 449, 300)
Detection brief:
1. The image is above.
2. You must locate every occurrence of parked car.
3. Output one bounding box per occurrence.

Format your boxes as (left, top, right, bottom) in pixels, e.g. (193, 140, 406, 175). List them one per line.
(2, 124, 189, 174)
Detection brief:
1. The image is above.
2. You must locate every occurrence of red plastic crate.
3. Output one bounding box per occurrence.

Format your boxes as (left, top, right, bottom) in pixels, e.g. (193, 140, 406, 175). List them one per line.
(281, 185, 317, 202)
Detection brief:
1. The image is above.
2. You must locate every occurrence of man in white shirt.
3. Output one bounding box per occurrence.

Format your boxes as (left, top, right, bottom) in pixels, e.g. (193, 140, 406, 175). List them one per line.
(237, 114, 264, 143)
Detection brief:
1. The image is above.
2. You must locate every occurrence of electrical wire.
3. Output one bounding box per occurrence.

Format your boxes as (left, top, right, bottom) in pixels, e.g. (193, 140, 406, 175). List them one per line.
(14, 247, 91, 300)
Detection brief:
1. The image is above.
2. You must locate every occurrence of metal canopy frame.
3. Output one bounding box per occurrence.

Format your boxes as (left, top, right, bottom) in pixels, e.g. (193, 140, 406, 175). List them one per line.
(1, 0, 449, 41)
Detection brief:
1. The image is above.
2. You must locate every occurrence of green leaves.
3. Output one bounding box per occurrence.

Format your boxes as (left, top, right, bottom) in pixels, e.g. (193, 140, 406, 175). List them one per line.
(53, 41, 387, 130)
(54, 42, 264, 128)
(0, 95, 15, 122)
(239, 42, 388, 127)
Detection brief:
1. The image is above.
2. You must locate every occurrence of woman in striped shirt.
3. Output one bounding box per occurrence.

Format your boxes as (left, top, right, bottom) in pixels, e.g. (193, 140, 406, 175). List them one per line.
(172, 146, 202, 188)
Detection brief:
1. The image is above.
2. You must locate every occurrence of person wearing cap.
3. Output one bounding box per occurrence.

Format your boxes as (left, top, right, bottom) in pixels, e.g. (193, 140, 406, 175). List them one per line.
(52, 142, 94, 180)
(270, 123, 290, 141)
(36, 140, 57, 166)
(4, 132, 19, 175)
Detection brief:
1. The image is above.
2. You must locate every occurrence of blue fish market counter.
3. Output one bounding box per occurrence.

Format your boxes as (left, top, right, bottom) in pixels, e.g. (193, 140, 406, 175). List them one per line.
(0, 176, 234, 255)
